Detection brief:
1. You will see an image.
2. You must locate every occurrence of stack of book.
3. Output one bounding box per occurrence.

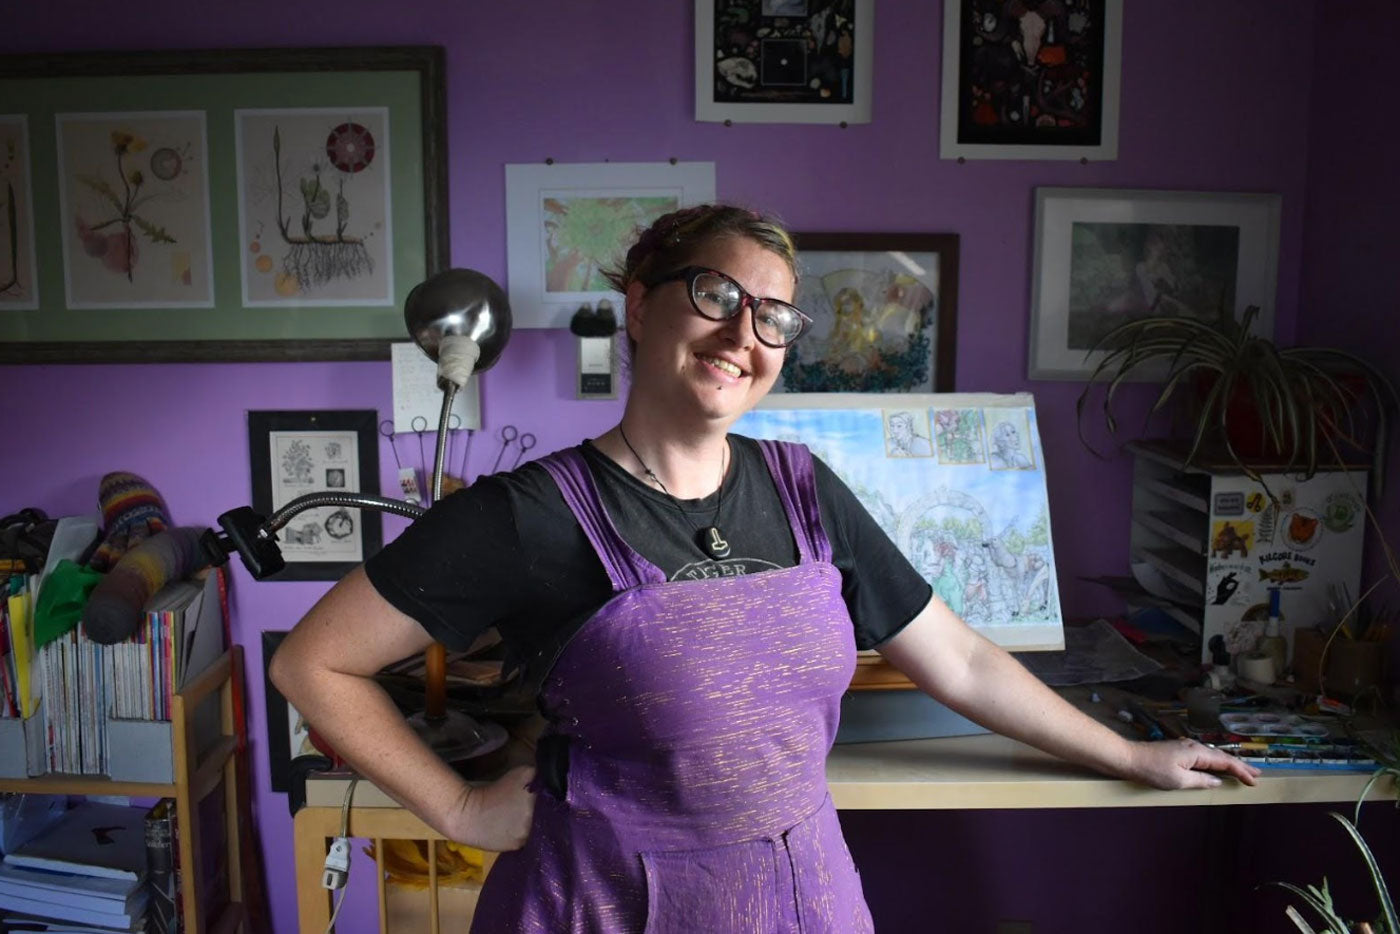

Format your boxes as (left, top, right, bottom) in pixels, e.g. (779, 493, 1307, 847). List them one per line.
(0, 801, 152, 932)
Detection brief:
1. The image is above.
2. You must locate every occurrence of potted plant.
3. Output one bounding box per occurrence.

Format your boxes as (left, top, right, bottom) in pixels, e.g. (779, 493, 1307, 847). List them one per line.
(1075, 304, 1400, 491)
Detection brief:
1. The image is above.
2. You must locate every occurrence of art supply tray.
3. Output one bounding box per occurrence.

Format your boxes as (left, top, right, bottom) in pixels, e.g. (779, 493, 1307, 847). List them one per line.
(1217, 712, 1330, 738)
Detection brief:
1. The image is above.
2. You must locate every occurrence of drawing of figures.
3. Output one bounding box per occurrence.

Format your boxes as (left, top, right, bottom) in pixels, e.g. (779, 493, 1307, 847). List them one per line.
(780, 254, 940, 393)
(541, 196, 677, 293)
(237, 108, 393, 306)
(884, 409, 933, 457)
(0, 116, 38, 309)
(934, 408, 985, 465)
(57, 111, 213, 308)
(280, 438, 316, 485)
(984, 410, 1036, 470)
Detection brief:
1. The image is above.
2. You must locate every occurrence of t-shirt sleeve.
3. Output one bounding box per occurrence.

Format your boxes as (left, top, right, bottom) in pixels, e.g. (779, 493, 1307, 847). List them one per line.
(813, 455, 933, 649)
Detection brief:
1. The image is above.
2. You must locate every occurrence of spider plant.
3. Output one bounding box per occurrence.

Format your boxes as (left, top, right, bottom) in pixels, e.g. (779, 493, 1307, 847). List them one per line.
(1076, 304, 1399, 493)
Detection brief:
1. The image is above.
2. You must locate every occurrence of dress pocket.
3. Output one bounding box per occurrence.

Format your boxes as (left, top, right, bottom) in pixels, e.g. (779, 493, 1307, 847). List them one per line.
(640, 838, 787, 934)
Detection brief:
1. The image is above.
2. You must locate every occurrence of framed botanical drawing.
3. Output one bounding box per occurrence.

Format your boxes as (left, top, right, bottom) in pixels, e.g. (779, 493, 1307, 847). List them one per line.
(776, 233, 959, 394)
(939, 0, 1123, 161)
(0, 46, 446, 362)
(695, 0, 874, 124)
(247, 409, 382, 581)
(0, 115, 39, 310)
(1028, 188, 1282, 380)
(505, 161, 716, 329)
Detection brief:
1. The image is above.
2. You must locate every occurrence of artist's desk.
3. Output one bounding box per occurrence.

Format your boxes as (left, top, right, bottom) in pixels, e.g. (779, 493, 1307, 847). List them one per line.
(291, 734, 1382, 931)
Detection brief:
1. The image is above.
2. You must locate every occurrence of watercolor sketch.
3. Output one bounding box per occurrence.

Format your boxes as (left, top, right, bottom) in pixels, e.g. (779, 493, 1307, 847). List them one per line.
(1067, 221, 1240, 350)
(56, 111, 213, 308)
(934, 408, 986, 465)
(237, 108, 393, 306)
(542, 195, 677, 293)
(0, 116, 38, 310)
(778, 249, 940, 393)
(883, 409, 934, 458)
(737, 395, 1060, 647)
(984, 408, 1036, 471)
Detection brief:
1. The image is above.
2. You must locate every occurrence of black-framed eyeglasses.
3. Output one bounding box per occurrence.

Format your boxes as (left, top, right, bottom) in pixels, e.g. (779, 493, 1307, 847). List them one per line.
(652, 266, 813, 348)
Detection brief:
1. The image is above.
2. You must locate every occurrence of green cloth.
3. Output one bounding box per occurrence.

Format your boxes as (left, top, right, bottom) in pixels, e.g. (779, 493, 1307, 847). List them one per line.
(33, 558, 103, 647)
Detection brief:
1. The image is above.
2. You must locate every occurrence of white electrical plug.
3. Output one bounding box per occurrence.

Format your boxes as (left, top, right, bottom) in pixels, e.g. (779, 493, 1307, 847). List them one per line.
(321, 836, 351, 890)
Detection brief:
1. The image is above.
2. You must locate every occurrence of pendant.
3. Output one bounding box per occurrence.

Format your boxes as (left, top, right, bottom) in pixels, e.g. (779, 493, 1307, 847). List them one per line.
(700, 526, 730, 559)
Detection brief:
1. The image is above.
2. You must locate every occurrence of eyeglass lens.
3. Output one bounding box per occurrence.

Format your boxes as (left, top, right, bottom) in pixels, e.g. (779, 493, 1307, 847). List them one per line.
(691, 271, 804, 347)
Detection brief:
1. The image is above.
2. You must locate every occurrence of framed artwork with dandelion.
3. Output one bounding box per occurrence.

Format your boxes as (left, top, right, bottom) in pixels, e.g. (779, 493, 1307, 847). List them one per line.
(0, 46, 445, 362)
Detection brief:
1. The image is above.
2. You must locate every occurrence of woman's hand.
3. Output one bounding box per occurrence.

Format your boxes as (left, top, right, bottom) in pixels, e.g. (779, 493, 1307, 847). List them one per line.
(1126, 737, 1262, 790)
(454, 765, 538, 851)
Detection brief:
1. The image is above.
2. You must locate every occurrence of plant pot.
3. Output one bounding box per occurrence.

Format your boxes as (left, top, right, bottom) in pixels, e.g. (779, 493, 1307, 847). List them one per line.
(1189, 371, 1369, 465)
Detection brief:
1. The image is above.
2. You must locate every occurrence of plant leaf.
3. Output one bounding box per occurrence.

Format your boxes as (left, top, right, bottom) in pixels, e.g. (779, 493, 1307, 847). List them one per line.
(1329, 812, 1398, 933)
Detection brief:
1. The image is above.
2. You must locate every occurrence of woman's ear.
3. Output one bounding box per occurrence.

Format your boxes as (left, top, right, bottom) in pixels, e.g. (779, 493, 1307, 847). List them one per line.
(624, 280, 647, 344)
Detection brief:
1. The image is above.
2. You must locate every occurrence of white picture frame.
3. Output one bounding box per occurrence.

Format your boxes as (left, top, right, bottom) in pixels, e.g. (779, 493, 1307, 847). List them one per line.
(695, 0, 874, 125)
(939, 0, 1122, 161)
(505, 161, 716, 329)
(1028, 188, 1283, 381)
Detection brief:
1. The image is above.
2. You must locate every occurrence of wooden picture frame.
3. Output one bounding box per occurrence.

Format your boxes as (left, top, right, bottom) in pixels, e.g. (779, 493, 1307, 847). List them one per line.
(247, 409, 382, 581)
(777, 233, 960, 394)
(1028, 188, 1282, 381)
(0, 46, 447, 362)
(939, 0, 1123, 161)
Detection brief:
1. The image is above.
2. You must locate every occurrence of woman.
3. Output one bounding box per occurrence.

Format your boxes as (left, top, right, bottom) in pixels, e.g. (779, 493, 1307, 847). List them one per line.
(270, 205, 1258, 932)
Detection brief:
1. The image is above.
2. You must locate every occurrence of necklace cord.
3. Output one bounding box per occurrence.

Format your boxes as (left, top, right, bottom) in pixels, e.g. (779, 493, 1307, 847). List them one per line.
(617, 427, 729, 558)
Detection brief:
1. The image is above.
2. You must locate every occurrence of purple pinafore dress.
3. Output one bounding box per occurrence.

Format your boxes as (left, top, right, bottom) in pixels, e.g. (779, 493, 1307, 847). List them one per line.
(470, 440, 874, 933)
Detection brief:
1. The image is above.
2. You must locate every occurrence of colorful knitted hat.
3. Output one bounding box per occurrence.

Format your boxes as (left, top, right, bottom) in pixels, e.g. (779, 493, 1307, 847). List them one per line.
(87, 471, 170, 572)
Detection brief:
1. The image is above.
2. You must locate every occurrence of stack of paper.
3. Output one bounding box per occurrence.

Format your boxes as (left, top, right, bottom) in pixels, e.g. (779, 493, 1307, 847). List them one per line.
(0, 802, 148, 932)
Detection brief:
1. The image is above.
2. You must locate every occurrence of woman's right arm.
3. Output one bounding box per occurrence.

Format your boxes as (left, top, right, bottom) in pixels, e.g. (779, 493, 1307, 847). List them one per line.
(268, 565, 536, 850)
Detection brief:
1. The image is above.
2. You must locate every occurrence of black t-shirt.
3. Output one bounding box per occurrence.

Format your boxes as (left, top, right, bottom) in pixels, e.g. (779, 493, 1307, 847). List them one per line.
(364, 434, 931, 679)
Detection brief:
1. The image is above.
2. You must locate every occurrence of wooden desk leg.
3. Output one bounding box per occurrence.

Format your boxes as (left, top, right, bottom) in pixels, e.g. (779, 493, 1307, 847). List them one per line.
(294, 808, 341, 931)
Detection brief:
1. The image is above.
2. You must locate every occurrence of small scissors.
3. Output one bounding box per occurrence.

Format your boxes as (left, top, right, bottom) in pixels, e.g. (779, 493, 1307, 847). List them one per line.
(513, 432, 537, 468)
(492, 425, 520, 473)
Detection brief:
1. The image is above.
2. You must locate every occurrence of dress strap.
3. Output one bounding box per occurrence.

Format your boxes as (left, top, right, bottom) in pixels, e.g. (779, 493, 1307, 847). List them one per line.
(536, 448, 665, 591)
(756, 439, 832, 565)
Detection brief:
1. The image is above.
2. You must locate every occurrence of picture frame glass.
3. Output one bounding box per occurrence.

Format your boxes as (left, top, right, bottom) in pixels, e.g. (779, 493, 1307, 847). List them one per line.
(247, 409, 383, 580)
(1028, 189, 1282, 381)
(0, 47, 445, 362)
(777, 234, 959, 394)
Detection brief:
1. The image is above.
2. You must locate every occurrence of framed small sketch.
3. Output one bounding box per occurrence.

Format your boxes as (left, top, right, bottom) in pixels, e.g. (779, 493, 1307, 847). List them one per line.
(939, 0, 1123, 161)
(695, 0, 874, 124)
(247, 409, 382, 580)
(0, 115, 39, 310)
(505, 161, 715, 329)
(777, 233, 959, 394)
(1028, 188, 1282, 380)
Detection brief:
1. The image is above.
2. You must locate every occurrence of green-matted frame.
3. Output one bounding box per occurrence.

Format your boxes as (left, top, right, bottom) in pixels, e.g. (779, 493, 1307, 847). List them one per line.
(0, 46, 447, 363)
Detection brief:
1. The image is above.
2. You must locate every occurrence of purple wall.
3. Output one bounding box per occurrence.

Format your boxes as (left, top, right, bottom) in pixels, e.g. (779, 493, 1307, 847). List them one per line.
(4, 2, 1395, 932)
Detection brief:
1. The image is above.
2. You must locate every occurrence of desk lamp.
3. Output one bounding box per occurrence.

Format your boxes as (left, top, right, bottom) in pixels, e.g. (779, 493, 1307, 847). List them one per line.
(204, 267, 513, 763)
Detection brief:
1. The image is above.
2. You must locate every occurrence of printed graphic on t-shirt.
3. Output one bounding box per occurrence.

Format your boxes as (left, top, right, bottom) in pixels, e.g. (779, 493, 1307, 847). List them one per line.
(672, 556, 783, 582)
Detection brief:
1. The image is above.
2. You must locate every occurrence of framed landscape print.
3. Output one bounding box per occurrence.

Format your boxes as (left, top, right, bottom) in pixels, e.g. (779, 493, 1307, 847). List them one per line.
(939, 0, 1123, 160)
(776, 233, 959, 394)
(0, 46, 446, 362)
(1028, 188, 1282, 380)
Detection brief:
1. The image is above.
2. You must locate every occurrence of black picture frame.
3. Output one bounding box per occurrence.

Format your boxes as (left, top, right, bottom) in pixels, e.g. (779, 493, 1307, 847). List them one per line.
(777, 233, 960, 394)
(261, 629, 299, 793)
(0, 45, 447, 363)
(247, 409, 382, 581)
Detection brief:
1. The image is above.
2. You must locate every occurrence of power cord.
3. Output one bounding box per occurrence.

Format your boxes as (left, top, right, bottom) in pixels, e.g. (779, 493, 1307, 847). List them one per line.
(322, 777, 360, 933)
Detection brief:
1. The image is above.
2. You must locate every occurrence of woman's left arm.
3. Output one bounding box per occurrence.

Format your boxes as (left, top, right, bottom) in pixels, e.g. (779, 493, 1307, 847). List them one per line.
(876, 596, 1260, 790)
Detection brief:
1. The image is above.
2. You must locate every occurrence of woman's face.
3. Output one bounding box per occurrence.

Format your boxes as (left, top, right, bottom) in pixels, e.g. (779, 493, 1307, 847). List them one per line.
(626, 235, 795, 428)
